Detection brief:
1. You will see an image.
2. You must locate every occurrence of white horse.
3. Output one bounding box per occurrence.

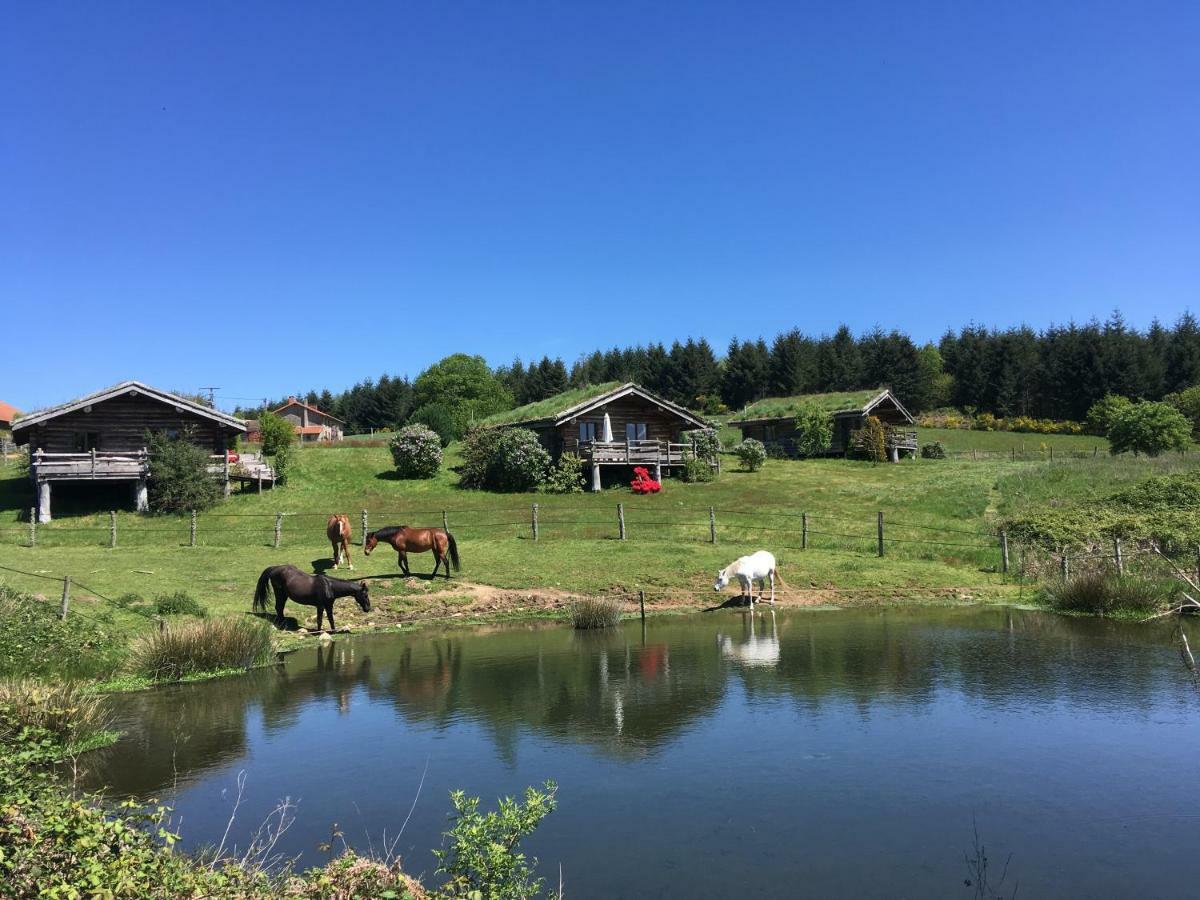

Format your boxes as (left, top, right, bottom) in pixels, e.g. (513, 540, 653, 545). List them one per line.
(713, 550, 780, 606)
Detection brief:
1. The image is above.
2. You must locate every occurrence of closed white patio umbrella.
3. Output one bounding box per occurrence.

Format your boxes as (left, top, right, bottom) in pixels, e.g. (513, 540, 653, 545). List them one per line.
(602, 412, 613, 443)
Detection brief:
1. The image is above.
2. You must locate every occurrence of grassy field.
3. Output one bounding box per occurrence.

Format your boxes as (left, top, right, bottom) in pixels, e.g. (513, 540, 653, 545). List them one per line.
(918, 426, 1108, 453)
(1, 439, 1195, 639)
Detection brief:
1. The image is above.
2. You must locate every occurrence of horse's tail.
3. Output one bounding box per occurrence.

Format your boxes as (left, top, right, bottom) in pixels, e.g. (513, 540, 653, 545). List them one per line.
(446, 531, 461, 571)
(253, 566, 274, 612)
(772, 563, 785, 588)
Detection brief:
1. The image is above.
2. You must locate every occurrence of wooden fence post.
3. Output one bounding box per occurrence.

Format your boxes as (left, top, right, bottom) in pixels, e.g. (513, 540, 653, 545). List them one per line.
(1011, 447, 1016, 461)
(1060, 554, 1069, 581)
(60, 576, 70, 620)
(1050, 446, 1055, 462)
(361, 509, 368, 547)
(442, 510, 449, 532)
(190, 510, 197, 547)
(639, 589, 646, 621)
(274, 513, 282, 548)
(28, 508, 36, 547)
(617, 503, 626, 541)
(802, 512, 808, 550)
(1114, 537, 1123, 575)
(709, 506, 717, 544)
(109, 511, 117, 549)
(877, 511, 885, 557)
(972, 448, 978, 461)
(1000, 530, 1009, 574)
(532, 503, 539, 542)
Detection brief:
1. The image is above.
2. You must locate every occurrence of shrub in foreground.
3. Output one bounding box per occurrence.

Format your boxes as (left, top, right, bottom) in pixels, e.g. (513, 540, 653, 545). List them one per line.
(129, 617, 276, 682)
(0, 679, 111, 749)
(1043, 573, 1178, 617)
(154, 590, 208, 618)
(852, 415, 887, 462)
(687, 427, 722, 461)
(542, 452, 585, 493)
(460, 427, 550, 492)
(568, 597, 622, 630)
(682, 456, 716, 482)
(791, 402, 834, 457)
(146, 428, 222, 514)
(0, 585, 124, 679)
(733, 438, 767, 472)
(1107, 401, 1191, 457)
(390, 423, 444, 479)
(920, 440, 947, 459)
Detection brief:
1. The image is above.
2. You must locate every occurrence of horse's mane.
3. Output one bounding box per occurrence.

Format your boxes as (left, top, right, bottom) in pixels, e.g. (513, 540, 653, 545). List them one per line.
(372, 525, 408, 541)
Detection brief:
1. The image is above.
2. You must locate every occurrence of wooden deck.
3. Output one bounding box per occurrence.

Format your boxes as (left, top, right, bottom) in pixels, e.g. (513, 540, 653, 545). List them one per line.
(571, 439, 698, 467)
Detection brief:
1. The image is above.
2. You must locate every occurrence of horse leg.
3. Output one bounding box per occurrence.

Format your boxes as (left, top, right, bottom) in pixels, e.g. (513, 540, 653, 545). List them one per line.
(344, 539, 353, 571)
(331, 540, 339, 569)
(326, 603, 335, 633)
(399, 551, 409, 576)
(769, 570, 776, 605)
(275, 597, 286, 628)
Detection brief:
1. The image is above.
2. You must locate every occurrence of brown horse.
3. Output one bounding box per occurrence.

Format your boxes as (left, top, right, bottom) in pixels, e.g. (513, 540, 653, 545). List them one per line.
(364, 525, 460, 578)
(326, 513, 353, 570)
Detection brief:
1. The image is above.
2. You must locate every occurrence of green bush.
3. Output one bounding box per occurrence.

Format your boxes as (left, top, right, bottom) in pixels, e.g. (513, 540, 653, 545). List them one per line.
(852, 415, 887, 462)
(687, 427, 722, 460)
(434, 781, 558, 900)
(0, 585, 124, 679)
(542, 453, 585, 493)
(682, 456, 716, 482)
(459, 425, 505, 489)
(1164, 385, 1200, 440)
(154, 590, 207, 618)
(256, 410, 295, 457)
(460, 427, 550, 492)
(409, 401, 457, 446)
(733, 438, 767, 472)
(271, 441, 295, 486)
(1043, 573, 1178, 617)
(920, 440, 947, 459)
(128, 617, 275, 682)
(1087, 394, 1134, 436)
(568, 597, 622, 629)
(389, 423, 444, 479)
(0, 680, 111, 750)
(791, 402, 834, 457)
(1108, 401, 1191, 457)
(146, 428, 222, 514)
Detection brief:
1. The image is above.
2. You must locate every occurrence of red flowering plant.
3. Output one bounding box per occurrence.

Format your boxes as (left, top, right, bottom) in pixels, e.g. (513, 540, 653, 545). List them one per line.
(630, 466, 661, 494)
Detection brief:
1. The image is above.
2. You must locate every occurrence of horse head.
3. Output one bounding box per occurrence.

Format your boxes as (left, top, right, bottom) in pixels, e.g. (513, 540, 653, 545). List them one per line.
(363, 532, 378, 556)
(355, 581, 371, 612)
(713, 568, 730, 592)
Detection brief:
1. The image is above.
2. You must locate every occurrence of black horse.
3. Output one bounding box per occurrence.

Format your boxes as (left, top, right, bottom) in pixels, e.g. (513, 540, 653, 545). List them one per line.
(253, 564, 370, 633)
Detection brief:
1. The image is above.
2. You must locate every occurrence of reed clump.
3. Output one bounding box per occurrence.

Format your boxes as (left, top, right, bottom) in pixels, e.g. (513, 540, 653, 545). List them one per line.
(568, 597, 622, 630)
(0, 679, 111, 748)
(1043, 572, 1179, 617)
(128, 617, 276, 682)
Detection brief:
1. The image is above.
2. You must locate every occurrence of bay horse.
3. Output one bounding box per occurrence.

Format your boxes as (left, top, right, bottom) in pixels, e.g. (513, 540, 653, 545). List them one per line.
(254, 564, 370, 632)
(714, 550, 781, 607)
(326, 513, 354, 570)
(364, 525, 460, 579)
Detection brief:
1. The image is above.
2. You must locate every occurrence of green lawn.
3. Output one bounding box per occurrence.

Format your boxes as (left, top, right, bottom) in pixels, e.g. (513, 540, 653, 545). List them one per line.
(0, 445, 1193, 635)
(917, 426, 1108, 454)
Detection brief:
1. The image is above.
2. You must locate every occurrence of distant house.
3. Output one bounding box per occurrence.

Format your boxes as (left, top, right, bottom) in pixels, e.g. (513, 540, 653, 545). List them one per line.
(0, 400, 20, 431)
(273, 398, 344, 443)
(11, 381, 247, 522)
(730, 388, 917, 461)
(482, 382, 713, 490)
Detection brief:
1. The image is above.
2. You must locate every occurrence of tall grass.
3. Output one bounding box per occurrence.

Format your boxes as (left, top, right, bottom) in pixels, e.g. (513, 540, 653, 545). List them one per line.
(1043, 573, 1180, 617)
(128, 618, 276, 682)
(568, 597, 622, 629)
(0, 679, 111, 748)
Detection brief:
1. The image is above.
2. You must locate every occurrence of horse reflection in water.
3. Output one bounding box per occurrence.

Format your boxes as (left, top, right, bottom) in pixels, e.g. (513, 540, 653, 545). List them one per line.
(717, 610, 780, 668)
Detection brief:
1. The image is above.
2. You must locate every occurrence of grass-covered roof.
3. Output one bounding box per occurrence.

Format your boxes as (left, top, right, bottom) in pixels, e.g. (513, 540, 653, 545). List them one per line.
(480, 382, 625, 426)
(731, 388, 889, 422)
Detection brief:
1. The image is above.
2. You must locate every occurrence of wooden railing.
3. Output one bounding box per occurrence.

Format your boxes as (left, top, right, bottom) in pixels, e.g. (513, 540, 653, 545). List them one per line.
(30, 449, 148, 480)
(571, 439, 705, 466)
(886, 430, 919, 451)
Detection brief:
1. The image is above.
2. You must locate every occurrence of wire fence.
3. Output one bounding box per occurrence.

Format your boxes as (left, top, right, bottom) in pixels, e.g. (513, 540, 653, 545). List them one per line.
(1, 502, 1007, 569)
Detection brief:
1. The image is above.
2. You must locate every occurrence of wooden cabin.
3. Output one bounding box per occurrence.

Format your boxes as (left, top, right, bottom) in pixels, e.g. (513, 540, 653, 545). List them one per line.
(482, 382, 714, 490)
(731, 388, 917, 461)
(274, 397, 344, 443)
(11, 381, 247, 521)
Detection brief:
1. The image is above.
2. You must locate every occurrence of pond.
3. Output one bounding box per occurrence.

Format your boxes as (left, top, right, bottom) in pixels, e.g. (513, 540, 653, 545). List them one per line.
(87, 607, 1200, 897)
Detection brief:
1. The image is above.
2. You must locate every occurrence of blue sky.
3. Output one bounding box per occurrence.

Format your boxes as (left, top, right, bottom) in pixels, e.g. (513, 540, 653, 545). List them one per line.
(3, 1, 1198, 411)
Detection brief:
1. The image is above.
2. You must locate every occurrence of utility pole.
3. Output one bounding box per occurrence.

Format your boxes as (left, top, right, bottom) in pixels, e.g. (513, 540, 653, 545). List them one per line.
(198, 386, 220, 407)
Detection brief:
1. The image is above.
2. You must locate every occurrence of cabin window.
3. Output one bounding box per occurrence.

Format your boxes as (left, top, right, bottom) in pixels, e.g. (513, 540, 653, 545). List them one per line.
(626, 422, 647, 441)
(763, 424, 776, 441)
(578, 421, 597, 442)
(72, 432, 100, 452)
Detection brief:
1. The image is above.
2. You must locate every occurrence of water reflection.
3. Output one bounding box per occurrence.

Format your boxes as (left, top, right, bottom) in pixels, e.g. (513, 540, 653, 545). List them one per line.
(92, 607, 1197, 798)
